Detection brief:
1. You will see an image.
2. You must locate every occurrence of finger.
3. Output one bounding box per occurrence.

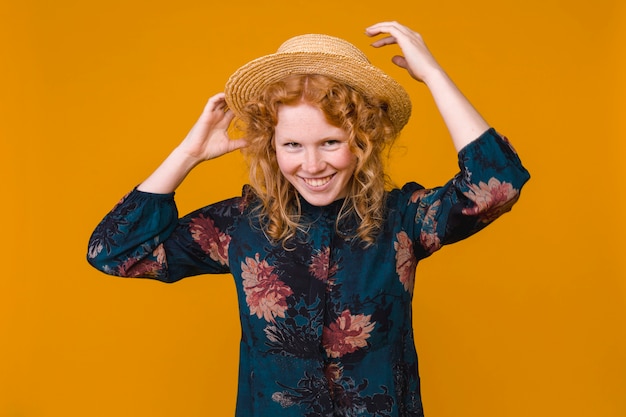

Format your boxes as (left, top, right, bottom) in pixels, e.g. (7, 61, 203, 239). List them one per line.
(391, 55, 409, 70)
(208, 92, 226, 101)
(229, 138, 249, 152)
(197, 94, 228, 123)
(206, 92, 227, 111)
(210, 110, 235, 133)
(365, 21, 402, 34)
(365, 21, 409, 38)
(369, 35, 398, 48)
(220, 109, 236, 126)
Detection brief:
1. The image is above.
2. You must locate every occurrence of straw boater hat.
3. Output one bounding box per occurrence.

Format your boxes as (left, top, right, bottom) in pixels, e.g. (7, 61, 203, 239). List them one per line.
(224, 34, 412, 133)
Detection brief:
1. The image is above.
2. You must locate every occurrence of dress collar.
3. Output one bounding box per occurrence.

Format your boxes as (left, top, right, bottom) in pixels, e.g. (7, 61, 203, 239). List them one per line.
(298, 195, 346, 220)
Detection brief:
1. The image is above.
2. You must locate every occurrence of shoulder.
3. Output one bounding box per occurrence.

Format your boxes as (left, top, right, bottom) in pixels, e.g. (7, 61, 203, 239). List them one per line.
(387, 182, 427, 209)
(178, 185, 258, 229)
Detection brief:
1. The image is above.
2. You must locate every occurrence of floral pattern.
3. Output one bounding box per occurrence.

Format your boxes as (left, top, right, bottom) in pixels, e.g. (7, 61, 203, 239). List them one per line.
(462, 178, 520, 223)
(273, 365, 395, 417)
(153, 243, 167, 265)
(87, 192, 136, 259)
(417, 200, 442, 253)
(395, 232, 417, 292)
(190, 213, 231, 265)
(309, 246, 338, 282)
(117, 256, 162, 278)
(241, 253, 293, 322)
(323, 310, 376, 358)
(87, 129, 529, 417)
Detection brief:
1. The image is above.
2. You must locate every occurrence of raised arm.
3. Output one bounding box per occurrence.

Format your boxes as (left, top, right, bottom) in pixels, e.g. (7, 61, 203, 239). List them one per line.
(87, 93, 247, 280)
(138, 92, 247, 194)
(365, 21, 490, 151)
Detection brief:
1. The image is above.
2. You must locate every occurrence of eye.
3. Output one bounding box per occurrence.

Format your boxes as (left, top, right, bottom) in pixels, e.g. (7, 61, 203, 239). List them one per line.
(323, 139, 342, 147)
(283, 142, 301, 149)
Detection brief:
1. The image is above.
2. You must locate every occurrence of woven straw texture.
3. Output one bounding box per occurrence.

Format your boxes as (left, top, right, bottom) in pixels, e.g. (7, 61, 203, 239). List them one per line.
(224, 34, 412, 133)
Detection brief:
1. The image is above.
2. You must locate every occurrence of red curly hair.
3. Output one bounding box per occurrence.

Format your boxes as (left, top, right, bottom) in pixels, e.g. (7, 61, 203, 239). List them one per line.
(238, 74, 399, 246)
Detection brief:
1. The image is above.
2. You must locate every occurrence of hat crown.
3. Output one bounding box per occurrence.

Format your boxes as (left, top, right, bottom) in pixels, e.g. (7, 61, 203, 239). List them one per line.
(225, 33, 411, 133)
(277, 34, 370, 64)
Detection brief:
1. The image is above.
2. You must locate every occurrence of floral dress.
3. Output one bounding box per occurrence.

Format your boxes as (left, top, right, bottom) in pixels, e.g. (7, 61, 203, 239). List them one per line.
(87, 129, 530, 417)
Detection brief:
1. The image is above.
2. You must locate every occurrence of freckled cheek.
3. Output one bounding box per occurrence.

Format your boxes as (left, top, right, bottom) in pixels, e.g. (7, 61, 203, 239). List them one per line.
(338, 152, 358, 174)
(275, 152, 299, 177)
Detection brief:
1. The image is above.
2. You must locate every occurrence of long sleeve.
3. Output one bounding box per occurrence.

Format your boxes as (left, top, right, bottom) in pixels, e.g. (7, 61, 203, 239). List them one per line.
(87, 188, 238, 283)
(393, 128, 530, 259)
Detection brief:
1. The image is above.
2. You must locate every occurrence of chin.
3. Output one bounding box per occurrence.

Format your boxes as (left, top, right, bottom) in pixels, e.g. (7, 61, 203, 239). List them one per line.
(299, 192, 342, 207)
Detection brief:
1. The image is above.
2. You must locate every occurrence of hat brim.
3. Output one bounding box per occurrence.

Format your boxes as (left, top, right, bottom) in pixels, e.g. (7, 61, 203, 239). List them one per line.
(224, 51, 412, 133)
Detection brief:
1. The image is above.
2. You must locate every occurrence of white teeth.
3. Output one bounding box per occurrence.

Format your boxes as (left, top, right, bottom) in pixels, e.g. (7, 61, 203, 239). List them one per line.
(303, 176, 332, 187)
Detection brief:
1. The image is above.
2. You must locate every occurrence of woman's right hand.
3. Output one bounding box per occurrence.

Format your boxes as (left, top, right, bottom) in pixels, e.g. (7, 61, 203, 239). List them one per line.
(176, 92, 248, 163)
(137, 93, 247, 194)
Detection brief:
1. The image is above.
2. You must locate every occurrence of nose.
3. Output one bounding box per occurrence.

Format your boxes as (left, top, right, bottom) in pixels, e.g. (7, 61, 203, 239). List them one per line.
(302, 149, 325, 174)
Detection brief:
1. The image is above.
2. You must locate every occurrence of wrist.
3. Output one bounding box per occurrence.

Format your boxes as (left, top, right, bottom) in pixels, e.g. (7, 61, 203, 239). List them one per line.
(170, 146, 204, 170)
(420, 66, 448, 89)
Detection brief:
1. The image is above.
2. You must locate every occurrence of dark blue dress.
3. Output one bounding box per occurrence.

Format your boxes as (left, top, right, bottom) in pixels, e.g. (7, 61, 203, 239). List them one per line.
(87, 129, 530, 417)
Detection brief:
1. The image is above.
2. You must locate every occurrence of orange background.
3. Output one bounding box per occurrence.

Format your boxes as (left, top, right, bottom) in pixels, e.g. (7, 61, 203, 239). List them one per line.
(1, 0, 624, 416)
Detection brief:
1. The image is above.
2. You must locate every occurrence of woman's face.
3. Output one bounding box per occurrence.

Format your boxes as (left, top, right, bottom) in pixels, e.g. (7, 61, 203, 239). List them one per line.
(274, 102, 357, 206)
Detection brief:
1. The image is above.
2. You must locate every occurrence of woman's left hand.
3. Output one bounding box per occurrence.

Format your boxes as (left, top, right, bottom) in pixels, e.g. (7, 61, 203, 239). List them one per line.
(366, 21, 490, 151)
(365, 21, 442, 84)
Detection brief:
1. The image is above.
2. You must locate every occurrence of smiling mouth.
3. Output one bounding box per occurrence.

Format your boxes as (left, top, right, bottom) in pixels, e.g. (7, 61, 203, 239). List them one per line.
(302, 175, 334, 187)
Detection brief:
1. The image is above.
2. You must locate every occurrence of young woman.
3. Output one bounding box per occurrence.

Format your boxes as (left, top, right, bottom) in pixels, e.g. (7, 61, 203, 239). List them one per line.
(87, 21, 529, 417)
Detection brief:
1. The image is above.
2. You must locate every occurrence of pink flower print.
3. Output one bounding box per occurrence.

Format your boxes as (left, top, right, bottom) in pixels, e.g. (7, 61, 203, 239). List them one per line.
(416, 199, 442, 254)
(419, 231, 441, 254)
(271, 391, 295, 408)
(462, 178, 520, 223)
(117, 257, 163, 278)
(241, 254, 293, 322)
(189, 214, 231, 265)
(394, 231, 417, 292)
(323, 362, 343, 383)
(153, 243, 167, 266)
(323, 310, 375, 358)
(309, 247, 337, 282)
(409, 188, 432, 204)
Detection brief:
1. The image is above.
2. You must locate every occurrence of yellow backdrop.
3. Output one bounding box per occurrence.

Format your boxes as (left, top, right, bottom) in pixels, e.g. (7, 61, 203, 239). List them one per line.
(1, 0, 624, 416)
